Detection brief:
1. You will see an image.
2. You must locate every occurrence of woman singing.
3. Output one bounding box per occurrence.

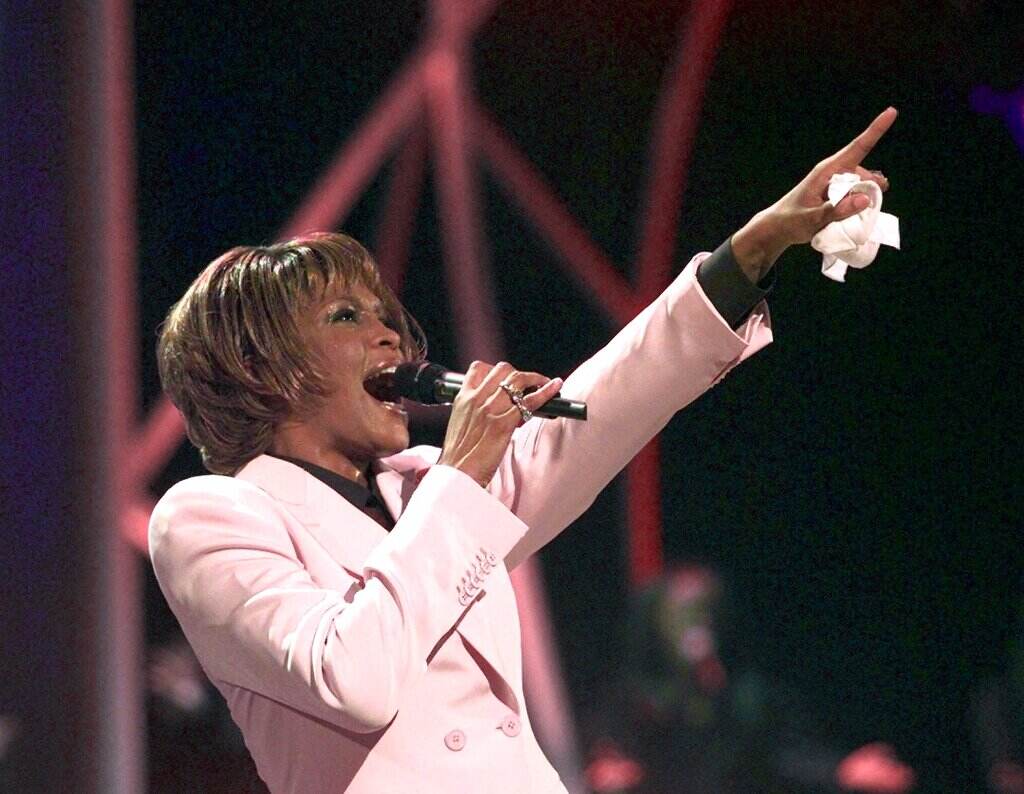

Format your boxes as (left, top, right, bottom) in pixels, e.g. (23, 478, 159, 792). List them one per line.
(149, 109, 896, 793)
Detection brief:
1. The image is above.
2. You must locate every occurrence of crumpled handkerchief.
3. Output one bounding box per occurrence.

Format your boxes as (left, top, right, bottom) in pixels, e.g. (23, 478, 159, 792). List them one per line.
(810, 172, 900, 282)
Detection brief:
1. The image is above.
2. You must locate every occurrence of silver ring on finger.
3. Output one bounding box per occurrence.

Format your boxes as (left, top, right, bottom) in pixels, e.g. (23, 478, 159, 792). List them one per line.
(498, 380, 524, 401)
(499, 382, 532, 422)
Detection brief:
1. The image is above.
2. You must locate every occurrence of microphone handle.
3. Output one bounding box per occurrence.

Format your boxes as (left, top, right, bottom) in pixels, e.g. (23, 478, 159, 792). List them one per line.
(434, 375, 587, 420)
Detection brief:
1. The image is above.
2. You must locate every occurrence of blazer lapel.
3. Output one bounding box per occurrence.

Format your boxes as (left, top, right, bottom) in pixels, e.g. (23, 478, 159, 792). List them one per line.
(236, 455, 388, 573)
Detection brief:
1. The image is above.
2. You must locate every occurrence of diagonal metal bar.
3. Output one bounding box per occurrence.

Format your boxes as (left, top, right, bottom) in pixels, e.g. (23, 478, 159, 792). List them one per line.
(280, 51, 429, 240)
(635, 0, 734, 300)
(373, 124, 428, 296)
(129, 398, 187, 489)
(472, 105, 644, 327)
(124, 496, 158, 553)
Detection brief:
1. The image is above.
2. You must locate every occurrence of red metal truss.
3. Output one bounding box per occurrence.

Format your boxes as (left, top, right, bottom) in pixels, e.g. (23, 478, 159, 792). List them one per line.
(124, 1, 733, 787)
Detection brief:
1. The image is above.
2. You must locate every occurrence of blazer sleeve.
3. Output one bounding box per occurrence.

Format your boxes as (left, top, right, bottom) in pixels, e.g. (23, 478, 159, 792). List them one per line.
(149, 464, 529, 733)
(492, 252, 773, 570)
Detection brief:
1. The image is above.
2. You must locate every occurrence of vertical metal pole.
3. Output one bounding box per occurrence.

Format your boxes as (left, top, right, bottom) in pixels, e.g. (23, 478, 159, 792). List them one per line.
(374, 126, 428, 294)
(65, 0, 145, 789)
(424, 42, 503, 364)
(626, 439, 663, 587)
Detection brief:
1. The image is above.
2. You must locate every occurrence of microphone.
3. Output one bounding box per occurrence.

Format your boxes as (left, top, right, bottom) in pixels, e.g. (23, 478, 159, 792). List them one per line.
(393, 361, 587, 421)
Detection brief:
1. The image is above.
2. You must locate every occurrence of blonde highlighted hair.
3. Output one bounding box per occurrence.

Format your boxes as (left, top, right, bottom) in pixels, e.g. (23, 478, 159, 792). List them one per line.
(157, 232, 424, 474)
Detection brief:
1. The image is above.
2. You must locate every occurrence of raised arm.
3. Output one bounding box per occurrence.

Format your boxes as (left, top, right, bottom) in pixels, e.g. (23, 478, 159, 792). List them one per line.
(495, 108, 898, 567)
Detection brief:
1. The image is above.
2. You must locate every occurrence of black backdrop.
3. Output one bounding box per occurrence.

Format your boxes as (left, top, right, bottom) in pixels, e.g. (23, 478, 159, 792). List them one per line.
(135, 1, 1024, 790)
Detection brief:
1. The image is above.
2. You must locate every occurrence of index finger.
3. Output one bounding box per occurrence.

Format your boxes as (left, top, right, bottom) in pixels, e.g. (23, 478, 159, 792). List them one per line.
(828, 107, 898, 168)
(463, 360, 497, 390)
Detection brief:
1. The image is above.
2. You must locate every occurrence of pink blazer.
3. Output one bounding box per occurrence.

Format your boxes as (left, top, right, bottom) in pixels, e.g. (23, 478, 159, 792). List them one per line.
(149, 254, 772, 793)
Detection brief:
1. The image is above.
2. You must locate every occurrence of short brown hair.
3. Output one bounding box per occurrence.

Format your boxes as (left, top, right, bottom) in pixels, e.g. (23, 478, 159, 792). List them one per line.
(157, 232, 424, 475)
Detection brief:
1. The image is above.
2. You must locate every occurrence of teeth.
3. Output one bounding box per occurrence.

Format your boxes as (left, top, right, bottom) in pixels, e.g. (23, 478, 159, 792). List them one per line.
(363, 365, 397, 379)
(366, 365, 397, 380)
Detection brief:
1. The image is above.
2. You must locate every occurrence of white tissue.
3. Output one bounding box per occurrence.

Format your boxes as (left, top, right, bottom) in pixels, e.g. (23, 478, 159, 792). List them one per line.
(810, 172, 900, 282)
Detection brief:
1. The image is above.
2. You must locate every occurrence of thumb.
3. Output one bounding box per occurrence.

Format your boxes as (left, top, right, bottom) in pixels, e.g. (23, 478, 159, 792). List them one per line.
(832, 191, 871, 221)
(802, 193, 871, 235)
(798, 200, 841, 234)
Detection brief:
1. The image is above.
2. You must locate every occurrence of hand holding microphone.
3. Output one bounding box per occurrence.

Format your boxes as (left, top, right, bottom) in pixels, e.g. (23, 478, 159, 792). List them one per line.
(404, 361, 575, 489)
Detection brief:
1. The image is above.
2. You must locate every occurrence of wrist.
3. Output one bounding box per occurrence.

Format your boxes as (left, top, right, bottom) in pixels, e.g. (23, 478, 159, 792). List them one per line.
(731, 209, 789, 283)
(437, 457, 492, 490)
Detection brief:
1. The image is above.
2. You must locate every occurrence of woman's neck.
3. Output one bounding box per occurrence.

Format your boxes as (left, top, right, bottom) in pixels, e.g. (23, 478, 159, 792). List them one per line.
(268, 428, 370, 487)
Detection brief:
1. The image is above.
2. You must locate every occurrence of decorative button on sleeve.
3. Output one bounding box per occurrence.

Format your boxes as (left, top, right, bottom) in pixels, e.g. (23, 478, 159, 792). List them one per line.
(455, 547, 497, 605)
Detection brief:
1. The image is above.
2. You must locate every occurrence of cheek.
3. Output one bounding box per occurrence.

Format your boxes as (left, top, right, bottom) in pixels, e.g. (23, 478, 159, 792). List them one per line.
(320, 346, 364, 389)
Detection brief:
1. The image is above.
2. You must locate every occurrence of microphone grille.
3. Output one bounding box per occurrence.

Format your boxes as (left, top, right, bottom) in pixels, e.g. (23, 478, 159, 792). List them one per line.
(393, 361, 447, 404)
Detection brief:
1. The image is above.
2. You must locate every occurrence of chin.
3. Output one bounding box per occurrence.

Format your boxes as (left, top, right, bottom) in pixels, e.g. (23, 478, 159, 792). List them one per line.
(378, 427, 410, 457)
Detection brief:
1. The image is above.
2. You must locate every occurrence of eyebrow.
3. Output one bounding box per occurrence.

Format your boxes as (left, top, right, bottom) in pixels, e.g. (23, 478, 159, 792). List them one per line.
(324, 293, 386, 314)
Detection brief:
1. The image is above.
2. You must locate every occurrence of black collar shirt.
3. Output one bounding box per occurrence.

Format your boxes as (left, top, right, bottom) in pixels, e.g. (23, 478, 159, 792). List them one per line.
(266, 454, 395, 531)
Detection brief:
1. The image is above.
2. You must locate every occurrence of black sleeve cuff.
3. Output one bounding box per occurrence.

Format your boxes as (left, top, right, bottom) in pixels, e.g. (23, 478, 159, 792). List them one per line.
(696, 237, 776, 329)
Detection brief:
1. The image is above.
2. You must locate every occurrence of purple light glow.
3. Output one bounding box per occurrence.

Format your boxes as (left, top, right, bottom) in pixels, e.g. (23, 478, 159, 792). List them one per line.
(970, 84, 1024, 151)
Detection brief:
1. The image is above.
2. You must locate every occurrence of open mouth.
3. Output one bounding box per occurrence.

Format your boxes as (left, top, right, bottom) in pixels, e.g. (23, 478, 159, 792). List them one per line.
(362, 366, 402, 404)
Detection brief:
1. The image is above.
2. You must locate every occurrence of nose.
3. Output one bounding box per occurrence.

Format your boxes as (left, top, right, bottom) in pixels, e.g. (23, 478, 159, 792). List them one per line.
(371, 315, 401, 348)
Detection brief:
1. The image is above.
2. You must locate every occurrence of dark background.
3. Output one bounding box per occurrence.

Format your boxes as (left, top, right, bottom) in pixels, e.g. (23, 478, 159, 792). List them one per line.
(133, 1, 1023, 790)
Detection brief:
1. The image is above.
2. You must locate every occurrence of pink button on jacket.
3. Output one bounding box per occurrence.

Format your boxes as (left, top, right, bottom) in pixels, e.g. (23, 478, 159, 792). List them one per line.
(148, 254, 772, 793)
